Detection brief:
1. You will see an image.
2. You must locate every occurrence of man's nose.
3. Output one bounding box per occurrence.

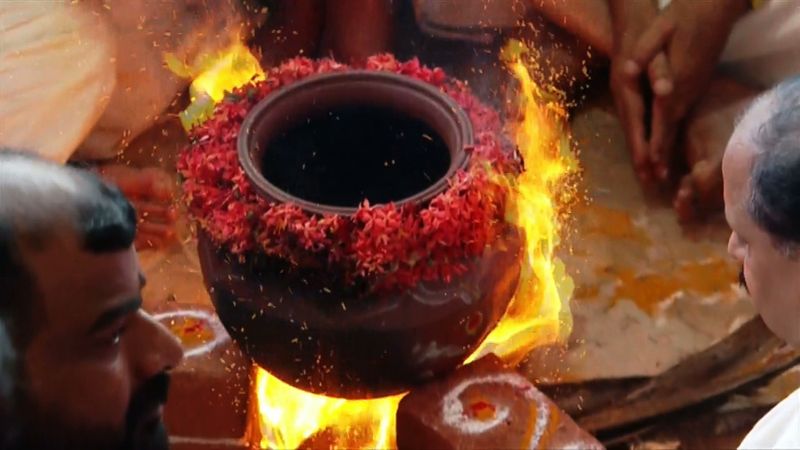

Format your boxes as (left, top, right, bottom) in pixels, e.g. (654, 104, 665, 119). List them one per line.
(128, 312, 184, 380)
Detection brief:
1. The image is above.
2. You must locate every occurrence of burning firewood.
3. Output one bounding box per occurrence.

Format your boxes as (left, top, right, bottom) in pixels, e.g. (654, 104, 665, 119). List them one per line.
(543, 315, 800, 446)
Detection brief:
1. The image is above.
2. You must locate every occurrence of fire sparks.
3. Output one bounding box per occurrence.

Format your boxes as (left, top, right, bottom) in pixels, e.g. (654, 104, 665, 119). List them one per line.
(469, 39, 578, 364)
(181, 40, 576, 449)
(253, 41, 576, 449)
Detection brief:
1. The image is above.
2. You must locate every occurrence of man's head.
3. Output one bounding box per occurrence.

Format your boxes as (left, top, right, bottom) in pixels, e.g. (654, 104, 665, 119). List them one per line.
(0, 152, 183, 450)
(723, 76, 800, 347)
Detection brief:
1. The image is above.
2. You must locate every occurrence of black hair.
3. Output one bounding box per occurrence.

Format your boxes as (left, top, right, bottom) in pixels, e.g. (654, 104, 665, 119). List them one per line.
(74, 171, 137, 253)
(0, 319, 13, 446)
(748, 76, 800, 256)
(0, 151, 137, 349)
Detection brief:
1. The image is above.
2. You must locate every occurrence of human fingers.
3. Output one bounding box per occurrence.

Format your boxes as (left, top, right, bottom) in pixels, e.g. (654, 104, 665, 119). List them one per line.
(649, 97, 678, 181)
(647, 52, 674, 97)
(613, 80, 652, 181)
(134, 200, 178, 224)
(623, 15, 676, 77)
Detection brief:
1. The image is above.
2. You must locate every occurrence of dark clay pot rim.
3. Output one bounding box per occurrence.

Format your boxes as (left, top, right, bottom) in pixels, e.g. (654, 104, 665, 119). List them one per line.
(237, 70, 474, 216)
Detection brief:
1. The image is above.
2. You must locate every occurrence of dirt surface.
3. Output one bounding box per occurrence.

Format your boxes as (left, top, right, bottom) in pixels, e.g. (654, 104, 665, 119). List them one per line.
(134, 96, 757, 385)
(522, 100, 756, 384)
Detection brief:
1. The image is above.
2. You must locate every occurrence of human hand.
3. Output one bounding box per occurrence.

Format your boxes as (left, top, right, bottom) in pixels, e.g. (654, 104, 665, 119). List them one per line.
(674, 77, 757, 222)
(624, 0, 749, 181)
(609, 0, 674, 183)
(97, 164, 178, 249)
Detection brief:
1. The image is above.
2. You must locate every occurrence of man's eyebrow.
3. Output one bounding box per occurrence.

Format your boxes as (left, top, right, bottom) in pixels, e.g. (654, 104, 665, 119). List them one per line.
(89, 297, 142, 334)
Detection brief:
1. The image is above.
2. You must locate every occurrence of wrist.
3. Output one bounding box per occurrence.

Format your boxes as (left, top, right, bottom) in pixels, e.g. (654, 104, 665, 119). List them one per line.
(701, 0, 749, 29)
(726, 0, 752, 20)
(609, 0, 656, 38)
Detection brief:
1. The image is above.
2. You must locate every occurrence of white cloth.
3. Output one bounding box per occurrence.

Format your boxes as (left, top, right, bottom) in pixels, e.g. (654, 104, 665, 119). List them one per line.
(720, 0, 800, 87)
(79, 0, 253, 160)
(658, 0, 800, 87)
(0, 0, 252, 163)
(0, 2, 116, 163)
(738, 387, 800, 449)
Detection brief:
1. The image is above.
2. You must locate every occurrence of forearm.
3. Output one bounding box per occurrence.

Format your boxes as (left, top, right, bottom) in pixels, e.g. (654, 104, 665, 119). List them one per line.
(608, 0, 660, 54)
(692, 0, 751, 60)
(717, 0, 751, 25)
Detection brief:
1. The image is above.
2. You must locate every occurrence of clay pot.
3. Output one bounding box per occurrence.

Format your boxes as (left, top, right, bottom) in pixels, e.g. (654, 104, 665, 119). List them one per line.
(198, 71, 522, 398)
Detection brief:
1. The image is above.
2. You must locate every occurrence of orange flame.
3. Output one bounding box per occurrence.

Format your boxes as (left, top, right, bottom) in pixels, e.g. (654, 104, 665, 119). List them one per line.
(252, 40, 577, 449)
(256, 373, 401, 449)
(166, 42, 265, 130)
(470, 39, 578, 364)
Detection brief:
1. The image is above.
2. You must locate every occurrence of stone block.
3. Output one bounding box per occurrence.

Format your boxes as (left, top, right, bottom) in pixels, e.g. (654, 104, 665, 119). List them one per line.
(397, 354, 604, 450)
(155, 304, 252, 441)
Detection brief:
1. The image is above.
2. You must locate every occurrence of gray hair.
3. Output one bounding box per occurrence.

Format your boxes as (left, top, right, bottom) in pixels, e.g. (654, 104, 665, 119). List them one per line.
(747, 76, 800, 258)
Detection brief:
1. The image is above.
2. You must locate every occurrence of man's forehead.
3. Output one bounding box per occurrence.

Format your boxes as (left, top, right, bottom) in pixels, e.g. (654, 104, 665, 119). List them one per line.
(724, 91, 771, 166)
(19, 234, 141, 323)
(723, 138, 755, 174)
(722, 131, 757, 222)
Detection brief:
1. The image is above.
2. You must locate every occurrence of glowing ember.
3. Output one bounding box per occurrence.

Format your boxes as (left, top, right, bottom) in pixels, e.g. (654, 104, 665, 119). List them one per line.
(254, 40, 577, 449)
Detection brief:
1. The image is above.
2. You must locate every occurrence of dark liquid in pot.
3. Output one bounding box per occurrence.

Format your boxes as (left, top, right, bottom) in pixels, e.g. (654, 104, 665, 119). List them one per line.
(261, 105, 451, 207)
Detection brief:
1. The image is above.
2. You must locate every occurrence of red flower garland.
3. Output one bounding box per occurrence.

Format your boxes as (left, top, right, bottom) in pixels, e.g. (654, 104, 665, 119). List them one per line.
(179, 54, 518, 291)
